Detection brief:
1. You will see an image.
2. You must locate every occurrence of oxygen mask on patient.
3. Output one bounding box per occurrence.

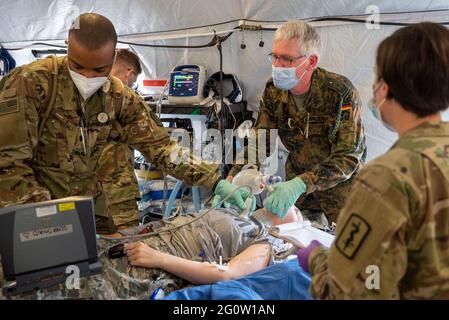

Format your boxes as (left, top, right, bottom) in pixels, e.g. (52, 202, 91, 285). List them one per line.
(232, 166, 282, 220)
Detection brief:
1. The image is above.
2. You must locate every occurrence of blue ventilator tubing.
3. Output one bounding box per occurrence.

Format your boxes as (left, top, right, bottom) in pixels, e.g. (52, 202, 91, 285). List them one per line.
(164, 181, 201, 217)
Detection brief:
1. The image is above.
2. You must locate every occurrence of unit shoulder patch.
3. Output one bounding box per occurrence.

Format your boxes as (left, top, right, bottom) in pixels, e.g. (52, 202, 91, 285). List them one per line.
(335, 214, 371, 260)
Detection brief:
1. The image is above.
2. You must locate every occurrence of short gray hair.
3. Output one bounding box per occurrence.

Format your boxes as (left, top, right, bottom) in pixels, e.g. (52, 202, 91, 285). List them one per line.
(274, 21, 321, 58)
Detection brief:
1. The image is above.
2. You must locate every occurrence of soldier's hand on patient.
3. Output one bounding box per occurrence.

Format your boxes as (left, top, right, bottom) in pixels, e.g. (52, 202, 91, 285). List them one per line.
(212, 179, 250, 212)
(265, 177, 307, 219)
(126, 242, 163, 268)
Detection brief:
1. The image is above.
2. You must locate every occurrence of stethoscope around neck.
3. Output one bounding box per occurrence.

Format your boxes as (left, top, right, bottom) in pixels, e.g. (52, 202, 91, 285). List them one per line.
(74, 80, 113, 156)
(74, 80, 111, 125)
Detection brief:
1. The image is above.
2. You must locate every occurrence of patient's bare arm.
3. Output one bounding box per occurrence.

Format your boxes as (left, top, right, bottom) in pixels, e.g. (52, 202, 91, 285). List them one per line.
(126, 242, 271, 284)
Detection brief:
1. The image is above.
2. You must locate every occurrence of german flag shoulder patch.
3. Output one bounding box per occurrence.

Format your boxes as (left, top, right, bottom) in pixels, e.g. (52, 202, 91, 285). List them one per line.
(341, 104, 352, 111)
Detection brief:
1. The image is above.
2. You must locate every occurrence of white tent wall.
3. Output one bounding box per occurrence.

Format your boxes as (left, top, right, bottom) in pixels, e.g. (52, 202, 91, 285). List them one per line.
(1, 0, 449, 161)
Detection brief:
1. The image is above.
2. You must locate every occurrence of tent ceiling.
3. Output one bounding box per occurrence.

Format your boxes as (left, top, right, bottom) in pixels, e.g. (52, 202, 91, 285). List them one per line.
(1, 0, 448, 161)
(0, 0, 447, 43)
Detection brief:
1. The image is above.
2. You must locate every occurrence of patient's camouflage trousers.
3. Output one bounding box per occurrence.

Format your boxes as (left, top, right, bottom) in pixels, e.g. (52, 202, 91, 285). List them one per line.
(0, 231, 186, 300)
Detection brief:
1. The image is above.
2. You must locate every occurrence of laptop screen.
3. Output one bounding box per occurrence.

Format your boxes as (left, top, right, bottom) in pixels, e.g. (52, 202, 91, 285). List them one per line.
(0, 196, 98, 280)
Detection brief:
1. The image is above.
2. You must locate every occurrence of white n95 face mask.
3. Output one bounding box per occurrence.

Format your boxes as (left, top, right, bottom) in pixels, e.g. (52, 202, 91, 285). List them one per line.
(69, 69, 107, 101)
(67, 49, 117, 101)
(272, 58, 308, 91)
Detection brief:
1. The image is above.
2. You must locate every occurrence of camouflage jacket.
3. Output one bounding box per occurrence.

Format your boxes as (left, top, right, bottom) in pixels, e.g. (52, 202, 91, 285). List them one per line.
(309, 122, 449, 299)
(0, 56, 220, 216)
(229, 67, 366, 196)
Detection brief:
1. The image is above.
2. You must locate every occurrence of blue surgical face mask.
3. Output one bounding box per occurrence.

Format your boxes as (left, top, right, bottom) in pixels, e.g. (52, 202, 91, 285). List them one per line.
(272, 58, 308, 91)
(368, 82, 395, 132)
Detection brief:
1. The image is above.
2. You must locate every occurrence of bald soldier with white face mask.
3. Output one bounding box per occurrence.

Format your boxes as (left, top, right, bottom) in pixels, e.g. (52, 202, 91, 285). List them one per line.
(0, 13, 221, 234)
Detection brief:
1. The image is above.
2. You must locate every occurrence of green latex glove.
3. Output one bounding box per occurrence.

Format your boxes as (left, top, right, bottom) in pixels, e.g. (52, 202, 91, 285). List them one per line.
(247, 195, 258, 217)
(212, 179, 251, 211)
(265, 177, 307, 219)
(211, 194, 231, 209)
(212, 194, 257, 216)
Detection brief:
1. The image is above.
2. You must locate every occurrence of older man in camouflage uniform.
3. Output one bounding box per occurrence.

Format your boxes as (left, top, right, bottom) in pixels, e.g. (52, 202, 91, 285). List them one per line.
(219, 21, 366, 223)
(0, 13, 220, 233)
(300, 22, 449, 299)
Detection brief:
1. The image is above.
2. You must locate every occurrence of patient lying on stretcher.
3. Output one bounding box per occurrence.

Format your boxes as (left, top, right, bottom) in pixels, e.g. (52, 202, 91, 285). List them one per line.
(0, 206, 301, 300)
(124, 206, 301, 287)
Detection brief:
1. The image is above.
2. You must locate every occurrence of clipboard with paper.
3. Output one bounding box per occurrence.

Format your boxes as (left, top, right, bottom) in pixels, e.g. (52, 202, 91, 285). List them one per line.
(269, 220, 335, 249)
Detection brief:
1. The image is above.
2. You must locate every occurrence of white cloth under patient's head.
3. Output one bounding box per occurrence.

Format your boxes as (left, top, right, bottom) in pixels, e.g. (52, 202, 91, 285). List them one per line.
(252, 206, 303, 227)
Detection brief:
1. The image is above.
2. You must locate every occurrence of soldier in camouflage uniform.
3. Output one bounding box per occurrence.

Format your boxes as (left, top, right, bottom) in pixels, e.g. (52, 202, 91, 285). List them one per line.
(0, 13, 221, 233)
(0, 208, 289, 300)
(299, 22, 449, 299)
(97, 49, 144, 229)
(219, 21, 366, 223)
(111, 48, 142, 88)
(96, 142, 141, 230)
